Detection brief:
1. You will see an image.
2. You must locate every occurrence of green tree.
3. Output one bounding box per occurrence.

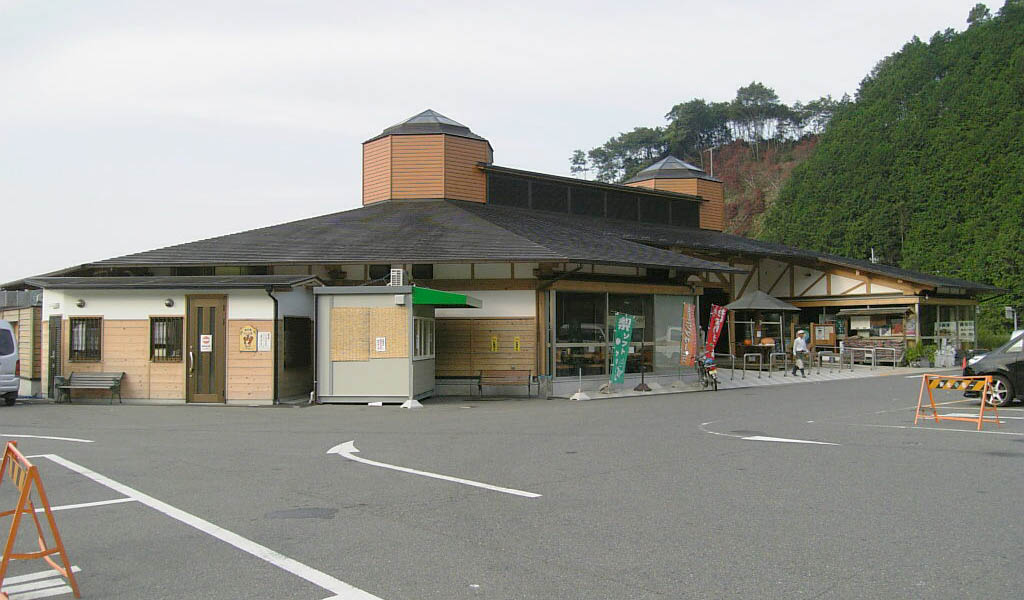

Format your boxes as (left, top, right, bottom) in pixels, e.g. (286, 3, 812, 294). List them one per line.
(569, 149, 589, 179)
(760, 1, 1024, 333)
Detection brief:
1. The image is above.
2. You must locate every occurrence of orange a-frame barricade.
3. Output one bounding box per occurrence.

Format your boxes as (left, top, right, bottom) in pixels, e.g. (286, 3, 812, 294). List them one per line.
(914, 374, 1001, 431)
(0, 441, 80, 599)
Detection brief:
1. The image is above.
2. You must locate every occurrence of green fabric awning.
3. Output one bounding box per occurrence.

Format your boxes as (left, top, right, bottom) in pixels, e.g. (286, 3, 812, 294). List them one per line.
(411, 287, 482, 308)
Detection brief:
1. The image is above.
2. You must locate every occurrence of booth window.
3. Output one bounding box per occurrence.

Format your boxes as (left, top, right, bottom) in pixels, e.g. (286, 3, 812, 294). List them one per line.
(150, 317, 183, 362)
(414, 317, 435, 360)
(283, 317, 312, 368)
(69, 317, 102, 362)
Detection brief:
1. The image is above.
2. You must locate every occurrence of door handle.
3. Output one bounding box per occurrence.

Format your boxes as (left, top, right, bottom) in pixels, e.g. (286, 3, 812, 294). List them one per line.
(188, 351, 194, 377)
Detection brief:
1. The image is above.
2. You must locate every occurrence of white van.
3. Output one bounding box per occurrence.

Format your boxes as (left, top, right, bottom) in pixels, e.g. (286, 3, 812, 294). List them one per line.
(0, 320, 18, 406)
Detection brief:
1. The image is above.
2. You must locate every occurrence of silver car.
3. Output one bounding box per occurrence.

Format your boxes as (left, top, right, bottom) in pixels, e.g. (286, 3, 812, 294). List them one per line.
(0, 319, 18, 406)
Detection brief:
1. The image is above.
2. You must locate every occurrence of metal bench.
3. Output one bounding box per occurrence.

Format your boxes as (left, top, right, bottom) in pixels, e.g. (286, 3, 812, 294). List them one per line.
(54, 372, 125, 404)
(478, 369, 533, 396)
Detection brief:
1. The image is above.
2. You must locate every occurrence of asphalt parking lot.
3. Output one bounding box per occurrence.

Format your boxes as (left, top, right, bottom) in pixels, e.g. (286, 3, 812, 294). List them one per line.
(2, 371, 1023, 599)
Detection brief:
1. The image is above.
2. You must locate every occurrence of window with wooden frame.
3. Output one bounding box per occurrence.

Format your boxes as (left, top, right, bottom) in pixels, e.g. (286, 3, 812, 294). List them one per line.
(69, 317, 102, 362)
(150, 317, 183, 362)
(283, 317, 312, 369)
(413, 317, 435, 360)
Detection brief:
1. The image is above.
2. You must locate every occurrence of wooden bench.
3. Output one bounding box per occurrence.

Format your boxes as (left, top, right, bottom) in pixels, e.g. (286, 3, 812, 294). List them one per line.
(478, 369, 533, 397)
(54, 372, 125, 404)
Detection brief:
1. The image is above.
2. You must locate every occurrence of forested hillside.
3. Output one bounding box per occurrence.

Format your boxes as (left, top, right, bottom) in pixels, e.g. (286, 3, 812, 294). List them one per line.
(574, 1, 1022, 335)
(760, 0, 1023, 311)
(571, 85, 838, 236)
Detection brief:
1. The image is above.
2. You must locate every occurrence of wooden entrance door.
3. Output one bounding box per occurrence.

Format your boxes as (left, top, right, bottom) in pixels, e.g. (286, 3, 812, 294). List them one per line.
(186, 295, 226, 403)
(47, 315, 62, 398)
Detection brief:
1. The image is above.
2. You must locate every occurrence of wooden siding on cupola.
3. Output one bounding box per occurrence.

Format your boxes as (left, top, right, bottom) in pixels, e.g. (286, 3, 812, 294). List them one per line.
(361, 134, 492, 204)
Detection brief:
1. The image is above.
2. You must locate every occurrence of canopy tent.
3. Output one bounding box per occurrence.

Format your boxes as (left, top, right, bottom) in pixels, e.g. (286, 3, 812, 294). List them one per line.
(725, 290, 800, 312)
(725, 290, 799, 356)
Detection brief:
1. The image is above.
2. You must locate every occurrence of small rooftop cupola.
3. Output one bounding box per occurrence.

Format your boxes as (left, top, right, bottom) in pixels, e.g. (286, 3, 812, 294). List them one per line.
(625, 155, 725, 231)
(363, 109, 493, 205)
(625, 156, 717, 183)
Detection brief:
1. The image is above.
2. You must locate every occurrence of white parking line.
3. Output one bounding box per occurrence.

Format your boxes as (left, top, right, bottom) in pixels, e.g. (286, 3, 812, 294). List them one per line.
(742, 435, 839, 446)
(942, 412, 1024, 420)
(33, 454, 384, 600)
(1, 566, 80, 600)
(853, 423, 1024, 436)
(39, 497, 137, 513)
(0, 434, 93, 443)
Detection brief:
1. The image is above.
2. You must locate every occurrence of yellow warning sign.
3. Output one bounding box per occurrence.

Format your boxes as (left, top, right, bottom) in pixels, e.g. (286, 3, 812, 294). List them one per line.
(513, 337, 521, 352)
(490, 336, 499, 352)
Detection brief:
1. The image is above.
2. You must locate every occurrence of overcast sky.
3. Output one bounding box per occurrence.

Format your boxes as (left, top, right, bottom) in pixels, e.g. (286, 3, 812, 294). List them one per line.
(0, 0, 984, 284)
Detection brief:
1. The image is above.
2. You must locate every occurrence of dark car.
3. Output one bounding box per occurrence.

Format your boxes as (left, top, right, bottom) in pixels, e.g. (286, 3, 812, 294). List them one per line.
(963, 331, 1024, 407)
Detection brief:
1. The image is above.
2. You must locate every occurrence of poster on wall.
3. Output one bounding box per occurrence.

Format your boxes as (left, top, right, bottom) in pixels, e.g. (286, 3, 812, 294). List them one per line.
(609, 313, 635, 384)
(705, 304, 727, 357)
(239, 326, 257, 352)
(257, 331, 272, 352)
(680, 302, 698, 367)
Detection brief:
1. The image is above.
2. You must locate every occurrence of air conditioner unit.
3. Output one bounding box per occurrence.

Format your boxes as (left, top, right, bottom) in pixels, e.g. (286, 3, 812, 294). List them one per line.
(388, 269, 405, 287)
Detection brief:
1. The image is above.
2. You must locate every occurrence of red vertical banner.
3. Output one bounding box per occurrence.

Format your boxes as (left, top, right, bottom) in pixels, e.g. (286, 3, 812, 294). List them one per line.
(705, 304, 727, 357)
(680, 302, 698, 367)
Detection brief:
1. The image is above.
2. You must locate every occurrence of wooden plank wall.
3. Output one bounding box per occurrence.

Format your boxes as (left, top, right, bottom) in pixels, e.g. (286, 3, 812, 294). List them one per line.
(0, 307, 40, 379)
(226, 319, 274, 401)
(362, 137, 392, 204)
(58, 319, 185, 400)
(444, 136, 489, 203)
(695, 179, 725, 231)
(435, 318, 536, 377)
(390, 135, 444, 199)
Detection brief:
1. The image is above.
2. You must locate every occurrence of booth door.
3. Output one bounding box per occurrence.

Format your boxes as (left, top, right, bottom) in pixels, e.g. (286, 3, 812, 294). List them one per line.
(186, 295, 226, 403)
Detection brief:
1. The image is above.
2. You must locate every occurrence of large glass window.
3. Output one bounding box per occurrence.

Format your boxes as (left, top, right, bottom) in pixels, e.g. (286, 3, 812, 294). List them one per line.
(653, 295, 684, 373)
(554, 292, 693, 378)
(608, 294, 654, 375)
(555, 292, 607, 376)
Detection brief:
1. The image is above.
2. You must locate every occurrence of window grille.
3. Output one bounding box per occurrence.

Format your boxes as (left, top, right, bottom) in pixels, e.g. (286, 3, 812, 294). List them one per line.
(69, 317, 102, 362)
(413, 317, 435, 360)
(150, 317, 183, 362)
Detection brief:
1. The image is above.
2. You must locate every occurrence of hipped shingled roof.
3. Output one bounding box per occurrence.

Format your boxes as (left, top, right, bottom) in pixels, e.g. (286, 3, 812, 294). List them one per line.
(7, 195, 998, 293)
(81, 199, 739, 274)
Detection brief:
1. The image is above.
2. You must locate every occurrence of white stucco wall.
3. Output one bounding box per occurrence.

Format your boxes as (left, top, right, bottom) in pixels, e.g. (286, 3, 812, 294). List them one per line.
(436, 290, 535, 318)
(274, 288, 314, 318)
(41, 289, 275, 320)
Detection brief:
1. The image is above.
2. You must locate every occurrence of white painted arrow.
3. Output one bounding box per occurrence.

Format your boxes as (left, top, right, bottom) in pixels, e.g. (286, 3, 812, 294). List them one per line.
(327, 441, 541, 498)
(741, 435, 839, 446)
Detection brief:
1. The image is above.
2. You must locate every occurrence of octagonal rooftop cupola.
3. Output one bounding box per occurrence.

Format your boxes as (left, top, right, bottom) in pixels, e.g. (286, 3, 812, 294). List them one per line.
(363, 109, 493, 205)
(625, 155, 725, 231)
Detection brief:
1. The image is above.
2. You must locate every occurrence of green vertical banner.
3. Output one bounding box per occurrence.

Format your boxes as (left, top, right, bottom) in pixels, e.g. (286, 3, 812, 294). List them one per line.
(610, 313, 635, 384)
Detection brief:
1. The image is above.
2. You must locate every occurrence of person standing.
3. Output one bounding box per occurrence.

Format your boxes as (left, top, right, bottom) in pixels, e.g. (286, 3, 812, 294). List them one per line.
(792, 329, 809, 377)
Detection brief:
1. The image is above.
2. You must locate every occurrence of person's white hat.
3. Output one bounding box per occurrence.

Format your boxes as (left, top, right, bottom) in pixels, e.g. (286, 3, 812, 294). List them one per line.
(798, 329, 807, 335)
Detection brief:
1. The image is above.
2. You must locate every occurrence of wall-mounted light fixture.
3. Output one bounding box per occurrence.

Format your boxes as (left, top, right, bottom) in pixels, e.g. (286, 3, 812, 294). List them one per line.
(50, 302, 60, 310)
(75, 299, 86, 308)
(164, 298, 175, 308)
